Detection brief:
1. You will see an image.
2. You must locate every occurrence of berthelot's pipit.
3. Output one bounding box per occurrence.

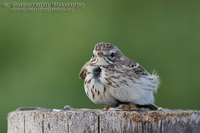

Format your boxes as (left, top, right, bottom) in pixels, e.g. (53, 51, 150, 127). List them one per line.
(79, 42, 160, 110)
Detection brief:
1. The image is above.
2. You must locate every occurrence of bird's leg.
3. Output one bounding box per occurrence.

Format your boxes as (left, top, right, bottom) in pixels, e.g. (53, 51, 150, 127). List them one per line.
(103, 106, 111, 111)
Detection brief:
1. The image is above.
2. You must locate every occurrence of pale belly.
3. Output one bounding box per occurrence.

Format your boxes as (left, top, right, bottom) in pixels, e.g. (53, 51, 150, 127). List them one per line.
(83, 65, 159, 107)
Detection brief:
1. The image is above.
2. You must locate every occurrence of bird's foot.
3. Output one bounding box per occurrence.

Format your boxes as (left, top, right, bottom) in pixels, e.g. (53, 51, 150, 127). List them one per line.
(129, 105, 137, 111)
(121, 105, 136, 111)
(103, 106, 111, 111)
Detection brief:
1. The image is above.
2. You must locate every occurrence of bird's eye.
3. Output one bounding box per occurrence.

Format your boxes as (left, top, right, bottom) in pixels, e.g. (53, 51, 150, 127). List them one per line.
(110, 52, 115, 57)
(92, 54, 95, 58)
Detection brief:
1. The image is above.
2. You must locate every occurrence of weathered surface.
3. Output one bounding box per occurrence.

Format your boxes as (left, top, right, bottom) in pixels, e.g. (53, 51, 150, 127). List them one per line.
(7, 107, 200, 133)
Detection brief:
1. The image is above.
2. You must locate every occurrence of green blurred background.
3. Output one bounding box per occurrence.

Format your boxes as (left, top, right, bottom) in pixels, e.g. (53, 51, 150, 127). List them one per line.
(1, 0, 200, 132)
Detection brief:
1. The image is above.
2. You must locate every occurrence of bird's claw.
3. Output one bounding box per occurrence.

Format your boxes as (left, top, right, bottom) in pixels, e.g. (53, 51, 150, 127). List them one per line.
(103, 106, 110, 111)
(121, 105, 136, 111)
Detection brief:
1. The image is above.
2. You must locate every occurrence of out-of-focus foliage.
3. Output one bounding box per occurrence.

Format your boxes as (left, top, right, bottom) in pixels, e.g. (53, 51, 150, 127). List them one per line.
(1, 0, 200, 132)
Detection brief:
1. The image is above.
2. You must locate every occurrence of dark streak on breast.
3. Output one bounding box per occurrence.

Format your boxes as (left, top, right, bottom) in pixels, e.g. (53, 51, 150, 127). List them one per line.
(103, 86, 106, 96)
(112, 80, 120, 87)
(87, 72, 91, 74)
(91, 89, 95, 99)
(87, 78, 92, 84)
(93, 67, 102, 80)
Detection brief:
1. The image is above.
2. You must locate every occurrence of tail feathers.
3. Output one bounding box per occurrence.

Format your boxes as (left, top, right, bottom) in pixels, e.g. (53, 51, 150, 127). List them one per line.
(136, 103, 158, 110)
(141, 70, 160, 92)
(150, 70, 160, 92)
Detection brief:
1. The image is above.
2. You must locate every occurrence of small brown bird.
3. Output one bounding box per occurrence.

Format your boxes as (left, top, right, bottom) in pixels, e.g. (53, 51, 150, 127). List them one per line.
(79, 42, 160, 110)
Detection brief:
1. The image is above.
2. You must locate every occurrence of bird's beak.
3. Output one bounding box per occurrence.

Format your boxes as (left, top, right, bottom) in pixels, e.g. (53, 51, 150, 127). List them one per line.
(97, 52, 105, 58)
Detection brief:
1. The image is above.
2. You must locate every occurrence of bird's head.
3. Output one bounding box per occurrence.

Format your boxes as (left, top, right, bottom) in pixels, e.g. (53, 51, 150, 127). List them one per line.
(90, 42, 125, 65)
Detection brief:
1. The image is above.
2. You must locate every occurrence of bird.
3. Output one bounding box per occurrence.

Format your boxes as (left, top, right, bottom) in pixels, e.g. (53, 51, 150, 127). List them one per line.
(79, 42, 160, 110)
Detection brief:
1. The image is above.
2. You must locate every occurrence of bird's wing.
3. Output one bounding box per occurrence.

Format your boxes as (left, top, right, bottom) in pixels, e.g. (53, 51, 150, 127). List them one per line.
(79, 61, 89, 80)
(133, 64, 148, 75)
(107, 59, 156, 105)
(122, 57, 148, 75)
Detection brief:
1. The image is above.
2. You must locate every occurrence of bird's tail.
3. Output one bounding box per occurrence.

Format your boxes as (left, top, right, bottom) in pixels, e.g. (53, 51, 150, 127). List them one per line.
(150, 70, 160, 92)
